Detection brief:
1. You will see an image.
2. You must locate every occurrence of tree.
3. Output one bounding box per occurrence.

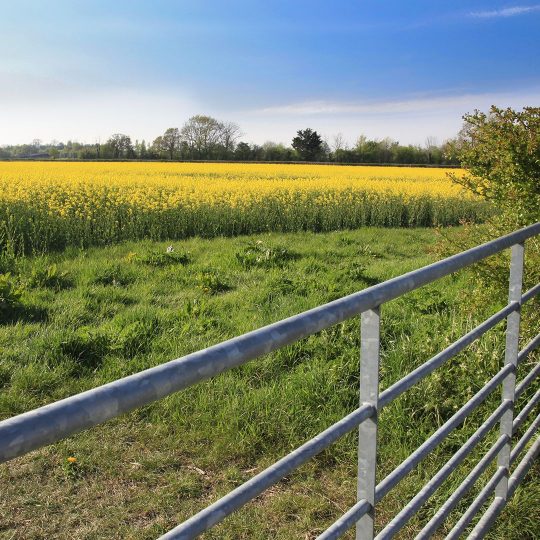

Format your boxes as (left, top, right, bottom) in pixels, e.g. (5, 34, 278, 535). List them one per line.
(181, 115, 224, 158)
(424, 136, 438, 164)
(235, 142, 252, 161)
(292, 128, 323, 161)
(151, 136, 165, 159)
(444, 106, 540, 303)
(331, 133, 348, 153)
(449, 106, 540, 224)
(220, 121, 242, 154)
(161, 128, 181, 160)
(107, 134, 133, 159)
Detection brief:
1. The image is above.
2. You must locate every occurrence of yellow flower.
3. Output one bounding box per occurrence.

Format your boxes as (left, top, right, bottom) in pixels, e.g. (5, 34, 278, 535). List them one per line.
(67, 456, 77, 463)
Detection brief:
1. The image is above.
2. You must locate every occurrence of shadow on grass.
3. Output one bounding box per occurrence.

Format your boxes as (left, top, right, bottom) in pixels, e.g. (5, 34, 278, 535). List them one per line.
(0, 304, 48, 325)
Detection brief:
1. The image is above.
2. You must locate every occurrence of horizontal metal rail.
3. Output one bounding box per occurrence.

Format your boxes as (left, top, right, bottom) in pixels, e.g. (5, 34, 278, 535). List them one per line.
(1, 222, 539, 464)
(160, 404, 375, 539)
(517, 333, 540, 365)
(515, 361, 540, 400)
(512, 388, 540, 432)
(317, 364, 515, 539)
(445, 466, 507, 539)
(375, 401, 511, 539)
(508, 434, 540, 499)
(521, 282, 540, 304)
(316, 500, 372, 540)
(378, 302, 517, 408)
(510, 413, 540, 465)
(468, 435, 540, 539)
(375, 364, 513, 502)
(415, 435, 508, 539)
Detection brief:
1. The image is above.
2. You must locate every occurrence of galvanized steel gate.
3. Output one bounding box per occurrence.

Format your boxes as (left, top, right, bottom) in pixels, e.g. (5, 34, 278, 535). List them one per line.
(1, 223, 539, 539)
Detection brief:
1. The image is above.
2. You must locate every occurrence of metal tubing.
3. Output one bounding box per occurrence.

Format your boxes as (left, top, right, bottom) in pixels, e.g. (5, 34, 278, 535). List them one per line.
(521, 283, 540, 304)
(510, 413, 540, 465)
(378, 303, 517, 408)
(445, 467, 507, 540)
(415, 435, 508, 540)
(515, 362, 540, 400)
(512, 388, 540, 432)
(375, 363, 514, 502)
(468, 437, 540, 539)
(316, 500, 372, 540)
(375, 401, 510, 540)
(517, 333, 540, 365)
(495, 242, 524, 500)
(357, 308, 381, 540)
(158, 404, 375, 539)
(1, 223, 539, 464)
(508, 434, 540, 498)
(467, 497, 506, 540)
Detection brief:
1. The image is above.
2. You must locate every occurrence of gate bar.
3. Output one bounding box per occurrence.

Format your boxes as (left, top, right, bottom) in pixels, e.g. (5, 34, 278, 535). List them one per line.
(375, 400, 511, 539)
(415, 435, 508, 539)
(468, 435, 540, 539)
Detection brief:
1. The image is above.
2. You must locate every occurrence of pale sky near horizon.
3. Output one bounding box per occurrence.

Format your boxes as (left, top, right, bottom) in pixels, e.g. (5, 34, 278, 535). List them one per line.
(1, 1, 539, 147)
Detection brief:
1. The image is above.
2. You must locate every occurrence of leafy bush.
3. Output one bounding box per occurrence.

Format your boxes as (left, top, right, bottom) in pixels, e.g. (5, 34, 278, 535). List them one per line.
(140, 249, 191, 267)
(196, 270, 230, 295)
(27, 262, 72, 291)
(0, 273, 23, 322)
(236, 240, 297, 269)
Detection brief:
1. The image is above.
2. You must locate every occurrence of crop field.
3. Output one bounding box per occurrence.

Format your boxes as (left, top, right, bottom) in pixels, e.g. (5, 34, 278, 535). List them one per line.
(0, 162, 490, 255)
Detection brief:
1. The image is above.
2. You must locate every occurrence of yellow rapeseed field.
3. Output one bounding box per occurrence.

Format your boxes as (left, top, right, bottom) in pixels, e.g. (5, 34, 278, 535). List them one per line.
(0, 162, 486, 254)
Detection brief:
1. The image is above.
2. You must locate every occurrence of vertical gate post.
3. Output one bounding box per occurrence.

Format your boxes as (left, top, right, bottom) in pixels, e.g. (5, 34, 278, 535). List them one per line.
(496, 242, 524, 500)
(357, 307, 381, 540)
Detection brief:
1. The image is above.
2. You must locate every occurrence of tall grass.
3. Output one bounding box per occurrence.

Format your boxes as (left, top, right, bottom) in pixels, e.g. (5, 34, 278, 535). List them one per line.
(0, 194, 490, 255)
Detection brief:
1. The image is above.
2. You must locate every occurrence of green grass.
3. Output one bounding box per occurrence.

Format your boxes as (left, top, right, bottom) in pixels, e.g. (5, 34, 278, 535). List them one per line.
(0, 228, 538, 539)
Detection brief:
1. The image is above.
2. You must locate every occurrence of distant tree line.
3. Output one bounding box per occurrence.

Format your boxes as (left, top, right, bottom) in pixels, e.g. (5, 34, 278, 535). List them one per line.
(0, 114, 459, 165)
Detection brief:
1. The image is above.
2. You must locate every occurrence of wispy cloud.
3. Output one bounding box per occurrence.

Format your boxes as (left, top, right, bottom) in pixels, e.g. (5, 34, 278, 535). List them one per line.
(469, 5, 540, 18)
(255, 90, 540, 117)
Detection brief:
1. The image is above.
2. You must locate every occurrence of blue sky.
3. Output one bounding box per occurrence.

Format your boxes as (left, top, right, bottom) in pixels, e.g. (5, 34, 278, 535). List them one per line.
(1, 1, 539, 146)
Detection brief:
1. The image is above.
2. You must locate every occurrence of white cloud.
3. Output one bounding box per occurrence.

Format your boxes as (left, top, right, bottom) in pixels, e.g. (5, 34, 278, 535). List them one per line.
(255, 94, 505, 116)
(469, 5, 540, 18)
(240, 89, 540, 146)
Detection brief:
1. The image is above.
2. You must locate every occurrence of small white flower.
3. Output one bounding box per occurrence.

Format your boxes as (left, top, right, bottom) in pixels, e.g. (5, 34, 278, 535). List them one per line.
(166, 245, 174, 253)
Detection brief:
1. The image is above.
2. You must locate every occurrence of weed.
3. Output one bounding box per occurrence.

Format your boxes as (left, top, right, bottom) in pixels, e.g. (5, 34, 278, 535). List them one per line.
(111, 318, 161, 358)
(236, 240, 297, 269)
(60, 327, 111, 370)
(27, 262, 72, 291)
(196, 270, 230, 295)
(0, 273, 23, 322)
(141, 249, 191, 267)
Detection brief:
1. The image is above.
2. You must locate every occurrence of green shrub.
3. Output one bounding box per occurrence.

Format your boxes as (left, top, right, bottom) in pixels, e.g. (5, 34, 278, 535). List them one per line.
(236, 240, 297, 269)
(0, 273, 23, 322)
(27, 262, 72, 291)
(140, 249, 191, 267)
(196, 270, 230, 295)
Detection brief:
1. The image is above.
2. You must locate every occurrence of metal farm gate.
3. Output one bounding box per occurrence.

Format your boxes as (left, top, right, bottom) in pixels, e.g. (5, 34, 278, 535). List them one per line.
(1, 223, 539, 539)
